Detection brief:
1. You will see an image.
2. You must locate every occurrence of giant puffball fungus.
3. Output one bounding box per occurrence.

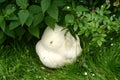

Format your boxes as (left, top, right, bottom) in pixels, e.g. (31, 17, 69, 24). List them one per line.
(36, 24, 82, 68)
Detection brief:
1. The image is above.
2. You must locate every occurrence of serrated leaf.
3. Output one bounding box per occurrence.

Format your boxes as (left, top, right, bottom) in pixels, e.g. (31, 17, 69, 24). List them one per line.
(104, 10, 111, 14)
(25, 14, 33, 27)
(28, 5, 43, 27)
(100, 37, 106, 42)
(16, 0, 28, 6)
(101, 34, 107, 37)
(76, 6, 88, 12)
(33, 13, 43, 27)
(5, 4, 16, 16)
(7, 14, 18, 20)
(41, 0, 51, 13)
(47, 5, 58, 20)
(9, 20, 20, 30)
(65, 14, 74, 24)
(28, 26, 39, 38)
(73, 24, 78, 31)
(28, 5, 42, 14)
(92, 37, 98, 42)
(5, 29, 15, 38)
(52, 0, 66, 7)
(45, 16, 55, 29)
(18, 10, 29, 26)
(16, 0, 28, 9)
(85, 30, 90, 37)
(0, 16, 5, 31)
(97, 40, 102, 46)
(78, 30, 84, 35)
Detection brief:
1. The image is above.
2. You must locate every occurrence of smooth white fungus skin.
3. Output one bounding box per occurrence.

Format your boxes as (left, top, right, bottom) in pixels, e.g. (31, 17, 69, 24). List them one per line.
(36, 24, 82, 68)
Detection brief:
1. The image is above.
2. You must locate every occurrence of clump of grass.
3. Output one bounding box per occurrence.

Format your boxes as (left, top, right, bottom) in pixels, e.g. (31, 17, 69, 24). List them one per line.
(0, 40, 120, 80)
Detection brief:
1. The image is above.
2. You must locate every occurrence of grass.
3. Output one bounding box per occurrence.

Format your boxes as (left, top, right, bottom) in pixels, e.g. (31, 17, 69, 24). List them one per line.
(0, 40, 120, 80)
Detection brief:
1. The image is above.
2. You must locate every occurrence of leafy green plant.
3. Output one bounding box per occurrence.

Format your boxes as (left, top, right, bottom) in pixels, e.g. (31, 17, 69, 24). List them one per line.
(0, 0, 120, 47)
(64, 3, 120, 47)
(0, 0, 66, 44)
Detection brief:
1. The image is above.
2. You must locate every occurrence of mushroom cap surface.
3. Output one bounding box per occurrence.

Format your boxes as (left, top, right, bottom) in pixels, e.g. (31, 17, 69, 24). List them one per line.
(36, 24, 82, 68)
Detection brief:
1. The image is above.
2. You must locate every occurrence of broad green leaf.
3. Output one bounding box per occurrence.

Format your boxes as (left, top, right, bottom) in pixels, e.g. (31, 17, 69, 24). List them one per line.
(73, 24, 78, 31)
(97, 40, 102, 46)
(65, 14, 74, 24)
(92, 37, 98, 42)
(76, 6, 88, 12)
(45, 16, 55, 29)
(100, 37, 106, 42)
(9, 20, 20, 30)
(78, 30, 84, 35)
(5, 29, 15, 38)
(16, 0, 28, 9)
(41, 0, 51, 13)
(101, 34, 107, 37)
(5, 4, 16, 16)
(25, 14, 33, 27)
(47, 5, 58, 20)
(85, 30, 90, 37)
(0, 31, 4, 39)
(7, 14, 18, 20)
(28, 5, 42, 14)
(18, 10, 29, 26)
(16, 0, 26, 6)
(52, 0, 66, 7)
(0, 16, 5, 31)
(32, 13, 43, 27)
(28, 5, 43, 27)
(78, 25, 86, 35)
(104, 10, 111, 14)
(28, 26, 39, 38)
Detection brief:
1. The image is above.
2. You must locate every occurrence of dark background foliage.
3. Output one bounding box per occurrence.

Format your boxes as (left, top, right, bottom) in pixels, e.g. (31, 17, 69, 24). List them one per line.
(0, 0, 120, 47)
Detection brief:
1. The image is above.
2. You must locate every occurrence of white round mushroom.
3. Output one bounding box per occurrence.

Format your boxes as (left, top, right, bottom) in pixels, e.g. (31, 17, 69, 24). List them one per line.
(36, 24, 82, 68)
